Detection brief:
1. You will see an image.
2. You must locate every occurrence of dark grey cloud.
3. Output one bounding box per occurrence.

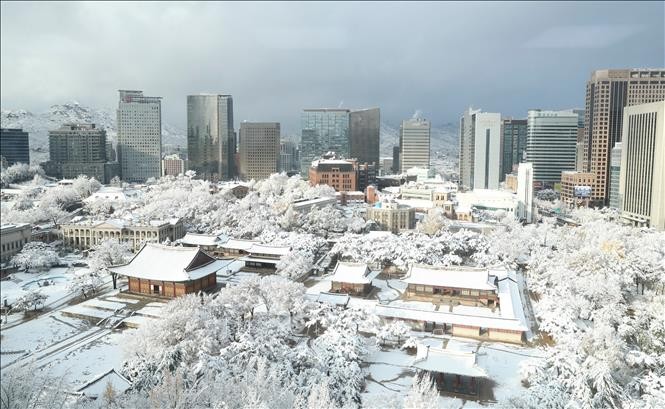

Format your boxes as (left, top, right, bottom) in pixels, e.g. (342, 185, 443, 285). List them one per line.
(1, 1, 663, 135)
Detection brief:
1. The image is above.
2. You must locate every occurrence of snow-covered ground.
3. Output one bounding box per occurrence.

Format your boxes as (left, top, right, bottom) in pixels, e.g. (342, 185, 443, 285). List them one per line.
(362, 334, 544, 407)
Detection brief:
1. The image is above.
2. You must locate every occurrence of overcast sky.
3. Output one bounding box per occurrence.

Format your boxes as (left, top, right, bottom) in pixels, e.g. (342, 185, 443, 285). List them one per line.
(1, 1, 663, 134)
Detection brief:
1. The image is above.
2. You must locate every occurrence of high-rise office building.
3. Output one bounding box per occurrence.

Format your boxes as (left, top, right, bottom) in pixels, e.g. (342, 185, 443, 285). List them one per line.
(608, 143, 622, 209)
(392, 146, 400, 173)
(501, 119, 527, 181)
(239, 122, 280, 181)
(117, 90, 162, 182)
(583, 69, 665, 205)
(349, 108, 380, 166)
(279, 141, 300, 174)
(162, 154, 187, 177)
(300, 108, 350, 175)
(619, 101, 665, 231)
(458, 108, 501, 190)
(105, 141, 116, 162)
(187, 94, 235, 181)
(526, 109, 578, 188)
(0, 128, 30, 165)
(46, 123, 107, 182)
(399, 117, 430, 173)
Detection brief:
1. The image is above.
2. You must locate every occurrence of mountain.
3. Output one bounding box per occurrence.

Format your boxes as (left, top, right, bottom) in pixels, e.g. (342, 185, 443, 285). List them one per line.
(1, 102, 186, 164)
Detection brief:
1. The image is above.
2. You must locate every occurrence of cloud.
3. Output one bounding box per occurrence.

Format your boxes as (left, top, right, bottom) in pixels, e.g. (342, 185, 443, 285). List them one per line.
(524, 24, 644, 48)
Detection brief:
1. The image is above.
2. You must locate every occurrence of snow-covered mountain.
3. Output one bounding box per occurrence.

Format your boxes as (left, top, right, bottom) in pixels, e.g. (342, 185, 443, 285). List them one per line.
(1, 102, 186, 164)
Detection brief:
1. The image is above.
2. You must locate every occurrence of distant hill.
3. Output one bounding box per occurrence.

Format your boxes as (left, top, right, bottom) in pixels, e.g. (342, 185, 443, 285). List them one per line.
(1, 102, 186, 164)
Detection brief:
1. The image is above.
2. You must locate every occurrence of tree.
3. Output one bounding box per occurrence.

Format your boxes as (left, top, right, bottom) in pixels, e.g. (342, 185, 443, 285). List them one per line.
(68, 269, 104, 299)
(10, 242, 60, 272)
(403, 373, 439, 409)
(0, 365, 69, 409)
(88, 239, 132, 289)
(11, 290, 48, 313)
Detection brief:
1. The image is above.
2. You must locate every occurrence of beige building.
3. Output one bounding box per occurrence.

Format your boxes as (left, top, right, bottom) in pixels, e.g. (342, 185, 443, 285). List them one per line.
(504, 174, 518, 193)
(61, 218, 184, 251)
(366, 201, 416, 233)
(162, 154, 186, 176)
(239, 122, 280, 181)
(583, 69, 665, 205)
(560, 172, 596, 206)
(1, 224, 32, 263)
(619, 101, 665, 230)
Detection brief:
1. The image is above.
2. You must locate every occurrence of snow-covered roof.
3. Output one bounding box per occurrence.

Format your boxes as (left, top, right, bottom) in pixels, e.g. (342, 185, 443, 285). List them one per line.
(221, 238, 258, 251)
(395, 198, 434, 209)
(180, 232, 223, 247)
(239, 256, 279, 265)
(110, 243, 225, 282)
(366, 230, 393, 239)
(375, 304, 528, 332)
(317, 292, 351, 307)
(330, 262, 378, 284)
(403, 265, 497, 291)
(412, 344, 488, 378)
(76, 369, 132, 398)
(247, 244, 290, 257)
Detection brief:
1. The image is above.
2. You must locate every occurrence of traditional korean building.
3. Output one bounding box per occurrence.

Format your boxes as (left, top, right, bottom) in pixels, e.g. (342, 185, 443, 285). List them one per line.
(110, 243, 225, 298)
(411, 344, 488, 396)
(403, 265, 500, 308)
(329, 261, 378, 296)
(179, 232, 227, 257)
(219, 238, 258, 257)
(76, 369, 132, 400)
(239, 243, 290, 272)
(317, 292, 351, 308)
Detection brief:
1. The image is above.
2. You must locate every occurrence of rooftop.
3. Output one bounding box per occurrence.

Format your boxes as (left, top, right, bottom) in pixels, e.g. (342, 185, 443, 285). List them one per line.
(330, 261, 378, 284)
(403, 265, 497, 291)
(110, 243, 226, 282)
(412, 344, 488, 378)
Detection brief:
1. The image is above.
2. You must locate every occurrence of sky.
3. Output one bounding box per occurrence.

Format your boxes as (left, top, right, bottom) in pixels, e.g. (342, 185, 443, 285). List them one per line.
(1, 1, 663, 135)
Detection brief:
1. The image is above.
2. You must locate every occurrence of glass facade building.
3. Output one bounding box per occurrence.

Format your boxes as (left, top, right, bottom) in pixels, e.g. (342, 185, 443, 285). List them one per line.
(349, 108, 380, 166)
(501, 119, 527, 180)
(300, 108, 350, 175)
(0, 128, 30, 165)
(187, 94, 235, 181)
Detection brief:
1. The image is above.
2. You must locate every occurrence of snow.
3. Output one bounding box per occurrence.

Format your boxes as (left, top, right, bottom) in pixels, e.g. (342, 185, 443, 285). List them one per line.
(110, 243, 226, 281)
(180, 232, 224, 246)
(247, 243, 291, 257)
(78, 298, 127, 311)
(61, 304, 115, 320)
(221, 238, 258, 251)
(135, 306, 164, 317)
(317, 292, 350, 307)
(121, 314, 154, 327)
(404, 265, 498, 291)
(77, 369, 132, 398)
(103, 295, 140, 304)
(412, 344, 488, 377)
(330, 262, 376, 284)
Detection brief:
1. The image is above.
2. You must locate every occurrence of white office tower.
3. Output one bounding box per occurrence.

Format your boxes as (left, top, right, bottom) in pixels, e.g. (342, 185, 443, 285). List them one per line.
(399, 117, 430, 173)
(459, 108, 502, 190)
(117, 90, 162, 182)
(619, 101, 665, 231)
(517, 162, 534, 223)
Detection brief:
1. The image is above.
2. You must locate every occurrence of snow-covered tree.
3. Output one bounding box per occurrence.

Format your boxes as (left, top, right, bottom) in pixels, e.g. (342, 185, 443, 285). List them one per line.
(0, 366, 69, 409)
(403, 374, 439, 409)
(10, 242, 60, 272)
(11, 290, 48, 313)
(88, 239, 132, 289)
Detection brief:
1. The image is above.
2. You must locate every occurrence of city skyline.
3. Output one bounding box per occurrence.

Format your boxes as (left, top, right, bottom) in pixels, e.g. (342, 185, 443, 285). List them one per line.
(1, 2, 663, 134)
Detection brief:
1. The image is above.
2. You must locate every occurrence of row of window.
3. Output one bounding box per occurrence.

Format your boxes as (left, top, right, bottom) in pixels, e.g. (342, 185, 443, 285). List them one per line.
(1, 238, 29, 252)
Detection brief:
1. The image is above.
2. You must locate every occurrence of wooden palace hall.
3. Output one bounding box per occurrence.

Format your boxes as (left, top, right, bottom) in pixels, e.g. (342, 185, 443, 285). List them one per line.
(110, 243, 226, 298)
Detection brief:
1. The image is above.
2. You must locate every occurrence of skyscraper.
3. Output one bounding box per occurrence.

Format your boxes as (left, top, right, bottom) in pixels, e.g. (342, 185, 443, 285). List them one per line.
(186, 94, 235, 181)
(619, 101, 665, 231)
(239, 122, 280, 181)
(608, 143, 622, 209)
(458, 108, 501, 190)
(584, 69, 665, 205)
(279, 141, 300, 174)
(392, 146, 400, 173)
(526, 109, 578, 188)
(0, 128, 30, 165)
(501, 119, 527, 180)
(399, 117, 430, 173)
(46, 123, 107, 182)
(349, 108, 380, 166)
(300, 108, 350, 176)
(117, 90, 162, 182)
